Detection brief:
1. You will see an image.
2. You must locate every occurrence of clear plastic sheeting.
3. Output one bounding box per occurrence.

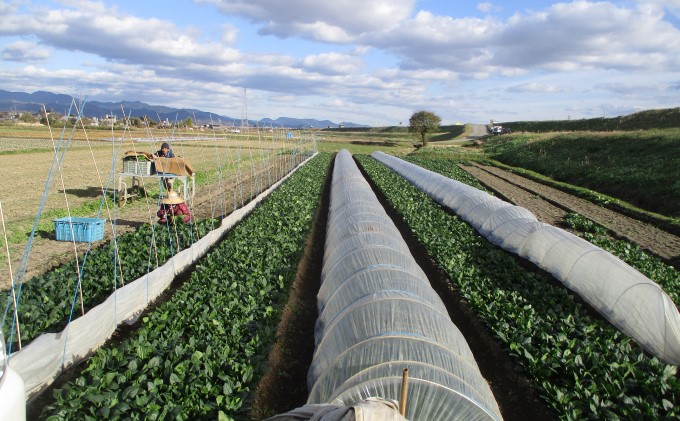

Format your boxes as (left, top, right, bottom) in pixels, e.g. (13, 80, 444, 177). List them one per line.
(266, 397, 407, 421)
(308, 150, 502, 421)
(371, 151, 680, 365)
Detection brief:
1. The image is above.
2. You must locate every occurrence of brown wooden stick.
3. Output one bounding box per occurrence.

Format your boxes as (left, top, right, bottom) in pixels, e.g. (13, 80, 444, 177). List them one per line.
(399, 367, 409, 416)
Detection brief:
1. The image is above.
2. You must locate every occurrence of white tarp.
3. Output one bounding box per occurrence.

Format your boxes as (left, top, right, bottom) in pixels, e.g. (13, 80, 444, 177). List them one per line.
(371, 151, 680, 365)
(266, 397, 407, 421)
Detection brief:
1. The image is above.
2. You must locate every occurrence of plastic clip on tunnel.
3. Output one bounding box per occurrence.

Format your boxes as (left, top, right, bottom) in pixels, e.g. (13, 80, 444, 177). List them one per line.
(307, 150, 503, 420)
(371, 151, 680, 366)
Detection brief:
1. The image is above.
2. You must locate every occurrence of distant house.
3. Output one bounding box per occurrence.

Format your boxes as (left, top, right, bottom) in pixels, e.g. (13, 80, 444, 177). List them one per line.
(102, 114, 117, 126)
(0, 111, 24, 121)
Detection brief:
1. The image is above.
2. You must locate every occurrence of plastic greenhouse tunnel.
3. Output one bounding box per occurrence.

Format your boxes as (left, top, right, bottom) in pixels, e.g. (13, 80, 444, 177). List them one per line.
(303, 150, 503, 420)
(371, 151, 680, 366)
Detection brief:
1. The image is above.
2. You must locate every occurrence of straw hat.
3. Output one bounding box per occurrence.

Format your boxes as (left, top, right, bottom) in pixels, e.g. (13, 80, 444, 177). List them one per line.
(162, 191, 184, 205)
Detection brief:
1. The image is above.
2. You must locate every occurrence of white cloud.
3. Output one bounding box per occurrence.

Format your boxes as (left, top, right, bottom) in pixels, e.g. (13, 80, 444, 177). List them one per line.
(595, 80, 679, 97)
(198, 0, 415, 42)
(301, 52, 363, 75)
(1, 40, 50, 62)
(0, 1, 240, 66)
(367, 1, 680, 77)
(0, 0, 678, 125)
(507, 82, 568, 93)
(494, 1, 680, 72)
(221, 24, 238, 44)
(477, 2, 502, 13)
(635, 0, 680, 18)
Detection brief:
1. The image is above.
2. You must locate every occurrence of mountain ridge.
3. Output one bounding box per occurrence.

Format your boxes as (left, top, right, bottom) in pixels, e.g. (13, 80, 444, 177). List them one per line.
(0, 89, 367, 128)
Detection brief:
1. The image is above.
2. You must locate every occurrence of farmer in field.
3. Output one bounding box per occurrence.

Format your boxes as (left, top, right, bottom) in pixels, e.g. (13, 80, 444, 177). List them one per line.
(155, 142, 175, 158)
(155, 142, 175, 192)
(157, 191, 192, 224)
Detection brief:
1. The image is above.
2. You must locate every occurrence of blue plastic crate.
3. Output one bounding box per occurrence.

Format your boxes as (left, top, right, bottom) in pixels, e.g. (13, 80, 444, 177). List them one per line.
(54, 217, 105, 242)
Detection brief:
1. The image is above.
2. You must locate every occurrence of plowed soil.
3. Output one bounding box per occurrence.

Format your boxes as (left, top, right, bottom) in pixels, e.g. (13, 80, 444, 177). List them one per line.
(460, 163, 680, 267)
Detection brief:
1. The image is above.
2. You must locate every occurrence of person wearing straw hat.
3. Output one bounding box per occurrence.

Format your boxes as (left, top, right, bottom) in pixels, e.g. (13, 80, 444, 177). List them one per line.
(157, 191, 192, 224)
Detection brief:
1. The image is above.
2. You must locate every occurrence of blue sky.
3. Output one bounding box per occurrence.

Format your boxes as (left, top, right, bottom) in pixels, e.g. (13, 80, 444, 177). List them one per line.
(0, 0, 678, 125)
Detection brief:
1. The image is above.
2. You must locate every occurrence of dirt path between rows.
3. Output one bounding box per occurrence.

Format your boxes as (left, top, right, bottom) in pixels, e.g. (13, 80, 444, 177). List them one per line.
(460, 163, 680, 266)
(460, 165, 569, 227)
(357, 158, 558, 421)
(249, 157, 558, 420)
(249, 157, 332, 419)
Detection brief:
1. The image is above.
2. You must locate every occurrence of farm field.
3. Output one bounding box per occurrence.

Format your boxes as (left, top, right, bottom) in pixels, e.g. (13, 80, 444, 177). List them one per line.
(0, 125, 313, 287)
(31, 154, 331, 419)
(356, 154, 679, 420)
(401, 155, 680, 267)
(460, 162, 680, 265)
(483, 129, 680, 218)
(3, 122, 680, 420)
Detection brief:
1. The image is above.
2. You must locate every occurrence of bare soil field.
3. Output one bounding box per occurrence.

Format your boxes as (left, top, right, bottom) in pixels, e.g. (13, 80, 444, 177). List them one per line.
(460, 163, 680, 266)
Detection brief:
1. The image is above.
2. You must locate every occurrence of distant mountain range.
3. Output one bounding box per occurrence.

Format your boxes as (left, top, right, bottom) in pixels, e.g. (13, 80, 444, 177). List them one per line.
(0, 89, 367, 128)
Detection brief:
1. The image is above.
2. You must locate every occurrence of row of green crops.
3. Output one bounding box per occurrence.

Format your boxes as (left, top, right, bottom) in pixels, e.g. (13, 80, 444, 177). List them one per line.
(499, 108, 680, 132)
(564, 213, 680, 303)
(483, 130, 680, 217)
(356, 155, 679, 420)
(406, 156, 680, 302)
(2, 218, 220, 348)
(41, 153, 331, 420)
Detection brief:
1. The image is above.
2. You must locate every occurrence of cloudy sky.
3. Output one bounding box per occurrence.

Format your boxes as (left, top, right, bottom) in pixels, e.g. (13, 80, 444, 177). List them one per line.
(0, 0, 678, 125)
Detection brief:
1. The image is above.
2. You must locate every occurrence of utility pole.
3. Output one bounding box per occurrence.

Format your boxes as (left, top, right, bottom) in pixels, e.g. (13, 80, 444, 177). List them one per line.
(241, 87, 248, 130)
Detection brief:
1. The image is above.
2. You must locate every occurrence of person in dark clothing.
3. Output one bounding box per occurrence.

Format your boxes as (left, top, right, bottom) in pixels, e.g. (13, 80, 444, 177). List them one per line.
(155, 142, 176, 192)
(156, 142, 175, 158)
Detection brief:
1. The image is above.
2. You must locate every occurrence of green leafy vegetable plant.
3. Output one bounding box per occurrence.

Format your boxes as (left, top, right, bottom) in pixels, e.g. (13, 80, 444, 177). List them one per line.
(41, 154, 331, 420)
(357, 154, 679, 420)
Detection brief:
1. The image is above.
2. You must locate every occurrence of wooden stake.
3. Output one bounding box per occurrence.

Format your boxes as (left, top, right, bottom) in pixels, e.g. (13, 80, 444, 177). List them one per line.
(399, 367, 409, 416)
(0, 201, 21, 349)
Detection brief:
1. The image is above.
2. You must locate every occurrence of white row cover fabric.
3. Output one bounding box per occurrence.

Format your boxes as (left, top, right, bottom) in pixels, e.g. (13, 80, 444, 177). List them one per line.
(371, 151, 680, 365)
(9, 153, 318, 399)
(266, 397, 407, 421)
(308, 150, 502, 421)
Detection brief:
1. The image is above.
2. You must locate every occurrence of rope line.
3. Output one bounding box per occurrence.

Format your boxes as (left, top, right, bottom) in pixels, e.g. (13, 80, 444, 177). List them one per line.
(7, 98, 80, 359)
(0, 200, 21, 349)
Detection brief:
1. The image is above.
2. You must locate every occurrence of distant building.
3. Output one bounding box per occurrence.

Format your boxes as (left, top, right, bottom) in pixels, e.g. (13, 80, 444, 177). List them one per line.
(102, 114, 117, 125)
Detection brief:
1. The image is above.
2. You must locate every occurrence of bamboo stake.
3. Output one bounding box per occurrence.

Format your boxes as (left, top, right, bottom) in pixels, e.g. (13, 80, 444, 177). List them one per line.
(44, 104, 85, 316)
(0, 201, 21, 349)
(399, 367, 409, 416)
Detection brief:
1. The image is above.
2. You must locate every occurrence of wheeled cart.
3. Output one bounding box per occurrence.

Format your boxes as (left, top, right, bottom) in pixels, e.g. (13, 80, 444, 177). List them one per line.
(117, 173, 195, 206)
